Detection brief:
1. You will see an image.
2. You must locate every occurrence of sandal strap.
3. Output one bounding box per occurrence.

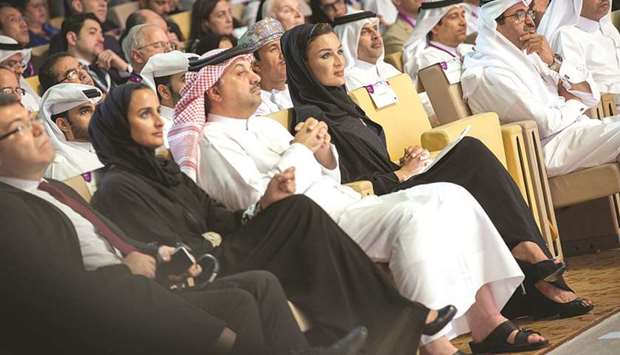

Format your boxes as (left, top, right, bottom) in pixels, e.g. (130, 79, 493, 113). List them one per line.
(513, 328, 542, 345)
(483, 320, 516, 345)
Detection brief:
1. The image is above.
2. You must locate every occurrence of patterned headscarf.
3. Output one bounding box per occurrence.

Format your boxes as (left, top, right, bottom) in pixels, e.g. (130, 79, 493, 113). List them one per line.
(169, 48, 253, 181)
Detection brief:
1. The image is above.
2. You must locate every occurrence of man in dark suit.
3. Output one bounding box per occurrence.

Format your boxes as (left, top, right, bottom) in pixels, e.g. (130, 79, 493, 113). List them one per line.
(0, 93, 366, 355)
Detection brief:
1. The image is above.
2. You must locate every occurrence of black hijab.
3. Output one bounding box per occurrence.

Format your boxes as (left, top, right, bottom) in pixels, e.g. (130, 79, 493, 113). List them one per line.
(281, 23, 368, 123)
(89, 83, 182, 188)
(281, 24, 401, 194)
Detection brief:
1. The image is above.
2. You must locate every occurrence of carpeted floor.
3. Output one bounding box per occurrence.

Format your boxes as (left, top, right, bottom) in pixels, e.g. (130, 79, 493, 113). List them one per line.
(452, 248, 620, 354)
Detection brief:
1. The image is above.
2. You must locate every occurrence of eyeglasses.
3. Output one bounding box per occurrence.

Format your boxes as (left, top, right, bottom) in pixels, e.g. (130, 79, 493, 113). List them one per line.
(1, 60, 26, 72)
(59, 64, 88, 83)
(0, 116, 41, 141)
(320, 0, 344, 13)
(0, 87, 25, 96)
(137, 41, 174, 52)
(498, 9, 535, 23)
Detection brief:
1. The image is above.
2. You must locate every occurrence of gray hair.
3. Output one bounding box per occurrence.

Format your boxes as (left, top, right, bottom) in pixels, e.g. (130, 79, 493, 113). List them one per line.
(122, 24, 159, 64)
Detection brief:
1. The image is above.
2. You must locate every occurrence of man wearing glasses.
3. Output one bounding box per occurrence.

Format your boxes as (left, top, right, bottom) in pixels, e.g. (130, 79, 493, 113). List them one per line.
(122, 23, 173, 83)
(0, 63, 39, 113)
(38, 52, 96, 95)
(463, 0, 620, 178)
(62, 13, 130, 93)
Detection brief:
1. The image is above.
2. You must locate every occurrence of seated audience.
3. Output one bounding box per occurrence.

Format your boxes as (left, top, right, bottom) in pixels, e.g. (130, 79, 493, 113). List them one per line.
(68, 0, 119, 34)
(462, 0, 620, 178)
(17, 0, 59, 46)
(190, 31, 237, 54)
(0, 91, 368, 355)
(283, 23, 593, 323)
(39, 83, 103, 180)
(62, 14, 130, 92)
(403, 0, 473, 85)
(189, 0, 236, 50)
(257, 0, 307, 30)
(141, 50, 196, 147)
(0, 2, 29, 47)
(310, 0, 348, 23)
(382, 0, 421, 56)
(38, 52, 96, 94)
(139, 0, 174, 17)
(91, 82, 449, 355)
(539, 0, 620, 98)
(333, 12, 401, 91)
(121, 9, 184, 52)
(174, 46, 550, 355)
(0, 39, 38, 110)
(122, 23, 172, 83)
(239, 18, 293, 116)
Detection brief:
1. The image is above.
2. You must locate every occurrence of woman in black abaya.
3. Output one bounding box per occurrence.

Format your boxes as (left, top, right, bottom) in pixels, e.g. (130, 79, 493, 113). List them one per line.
(89, 83, 453, 355)
(281, 23, 593, 321)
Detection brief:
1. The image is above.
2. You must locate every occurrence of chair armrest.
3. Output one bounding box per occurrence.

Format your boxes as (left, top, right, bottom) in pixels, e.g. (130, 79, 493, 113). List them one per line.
(420, 112, 507, 168)
(344, 180, 374, 196)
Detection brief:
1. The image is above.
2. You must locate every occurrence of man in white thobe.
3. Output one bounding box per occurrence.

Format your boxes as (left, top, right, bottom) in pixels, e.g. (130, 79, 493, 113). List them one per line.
(0, 35, 39, 111)
(39, 83, 104, 181)
(141, 50, 197, 148)
(403, 0, 474, 85)
(333, 11, 402, 91)
(462, 0, 620, 177)
(239, 18, 294, 117)
(538, 0, 620, 99)
(171, 47, 524, 350)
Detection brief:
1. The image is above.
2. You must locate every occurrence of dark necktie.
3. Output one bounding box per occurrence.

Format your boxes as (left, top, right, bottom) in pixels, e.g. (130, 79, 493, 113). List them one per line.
(38, 181, 137, 255)
(87, 65, 109, 92)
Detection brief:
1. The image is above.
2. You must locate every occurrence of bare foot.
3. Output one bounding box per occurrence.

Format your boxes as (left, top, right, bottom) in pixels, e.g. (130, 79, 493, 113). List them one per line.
(535, 280, 593, 306)
(507, 328, 546, 344)
(426, 309, 438, 324)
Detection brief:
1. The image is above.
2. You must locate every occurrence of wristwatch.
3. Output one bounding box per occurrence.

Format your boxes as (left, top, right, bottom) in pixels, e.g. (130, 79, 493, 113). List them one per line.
(549, 53, 563, 72)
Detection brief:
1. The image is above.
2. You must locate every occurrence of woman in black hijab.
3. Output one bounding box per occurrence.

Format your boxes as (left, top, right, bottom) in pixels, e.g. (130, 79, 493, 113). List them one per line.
(89, 83, 456, 355)
(281, 23, 593, 321)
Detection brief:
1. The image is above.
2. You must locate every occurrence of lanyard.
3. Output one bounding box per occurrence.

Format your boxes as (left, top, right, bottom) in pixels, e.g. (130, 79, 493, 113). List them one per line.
(427, 43, 458, 58)
(398, 12, 416, 28)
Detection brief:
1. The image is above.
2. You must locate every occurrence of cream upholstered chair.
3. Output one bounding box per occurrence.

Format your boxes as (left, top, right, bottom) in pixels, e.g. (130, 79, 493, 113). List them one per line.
(25, 76, 41, 98)
(418, 63, 620, 257)
(612, 10, 620, 32)
(169, 11, 191, 41)
(111, 2, 140, 29)
(266, 109, 374, 196)
(384, 52, 404, 72)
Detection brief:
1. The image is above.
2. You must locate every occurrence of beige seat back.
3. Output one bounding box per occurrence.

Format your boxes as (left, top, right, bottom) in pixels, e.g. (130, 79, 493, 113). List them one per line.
(111, 2, 140, 29)
(169, 11, 191, 41)
(266, 109, 293, 130)
(49, 16, 64, 29)
(384, 52, 403, 72)
(418, 63, 472, 124)
(25, 76, 41, 97)
(612, 10, 620, 32)
(63, 174, 94, 202)
(349, 74, 430, 161)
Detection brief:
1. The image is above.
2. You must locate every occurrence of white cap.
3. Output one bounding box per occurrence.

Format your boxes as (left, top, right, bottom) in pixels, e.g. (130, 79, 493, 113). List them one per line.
(140, 50, 198, 91)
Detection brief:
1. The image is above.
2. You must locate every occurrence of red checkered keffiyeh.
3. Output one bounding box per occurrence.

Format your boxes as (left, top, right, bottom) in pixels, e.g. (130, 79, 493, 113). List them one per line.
(168, 49, 253, 181)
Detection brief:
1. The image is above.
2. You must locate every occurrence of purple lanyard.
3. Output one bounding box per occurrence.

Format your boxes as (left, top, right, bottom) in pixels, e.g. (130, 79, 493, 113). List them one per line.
(398, 13, 416, 28)
(427, 43, 458, 58)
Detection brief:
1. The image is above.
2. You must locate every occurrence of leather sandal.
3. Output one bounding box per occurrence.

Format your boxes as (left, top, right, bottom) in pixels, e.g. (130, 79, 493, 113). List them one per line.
(542, 277, 594, 319)
(469, 320, 548, 354)
(517, 258, 566, 283)
(423, 305, 457, 335)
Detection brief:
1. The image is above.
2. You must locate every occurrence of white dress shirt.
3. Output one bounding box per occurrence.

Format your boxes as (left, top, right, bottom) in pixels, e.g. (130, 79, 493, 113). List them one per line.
(254, 86, 294, 117)
(0, 176, 123, 271)
(344, 59, 401, 91)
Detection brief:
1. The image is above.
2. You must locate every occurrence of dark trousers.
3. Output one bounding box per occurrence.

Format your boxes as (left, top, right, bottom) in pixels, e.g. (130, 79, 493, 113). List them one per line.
(180, 271, 308, 355)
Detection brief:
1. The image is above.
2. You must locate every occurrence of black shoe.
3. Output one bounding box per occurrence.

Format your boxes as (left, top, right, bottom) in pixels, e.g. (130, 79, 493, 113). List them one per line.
(293, 326, 368, 355)
(517, 259, 566, 283)
(469, 320, 548, 354)
(423, 305, 457, 336)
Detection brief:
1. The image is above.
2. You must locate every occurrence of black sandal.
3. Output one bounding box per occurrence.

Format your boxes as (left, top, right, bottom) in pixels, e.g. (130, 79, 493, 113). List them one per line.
(469, 320, 548, 354)
(517, 258, 566, 283)
(541, 277, 594, 319)
(423, 305, 457, 335)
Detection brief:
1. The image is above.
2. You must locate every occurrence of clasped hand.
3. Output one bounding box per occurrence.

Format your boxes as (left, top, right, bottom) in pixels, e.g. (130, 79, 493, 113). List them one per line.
(123, 246, 202, 279)
(395, 146, 431, 182)
(292, 117, 331, 153)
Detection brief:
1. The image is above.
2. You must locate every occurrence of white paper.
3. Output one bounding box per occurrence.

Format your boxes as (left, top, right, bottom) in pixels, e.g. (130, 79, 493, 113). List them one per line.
(413, 125, 470, 176)
(366, 80, 398, 109)
(599, 332, 620, 340)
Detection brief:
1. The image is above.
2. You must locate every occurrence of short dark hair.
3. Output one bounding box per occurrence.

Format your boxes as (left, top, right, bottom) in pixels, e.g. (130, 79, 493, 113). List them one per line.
(62, 12, 101, 41)
(39, 52, 73, 94)
(0, 92, 22, 108)
(0, 2, 21, 31)
(154, 75, 171, 101)
(189, 0, 222, 41)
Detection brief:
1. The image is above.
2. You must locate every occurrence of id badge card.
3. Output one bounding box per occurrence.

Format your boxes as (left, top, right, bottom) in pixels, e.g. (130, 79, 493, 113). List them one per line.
(440, 58, 463, 84)
(365, 80, 398, 109)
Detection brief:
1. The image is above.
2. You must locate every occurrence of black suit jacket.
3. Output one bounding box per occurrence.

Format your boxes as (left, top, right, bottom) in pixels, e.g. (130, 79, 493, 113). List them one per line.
(0, 180, 225, 355)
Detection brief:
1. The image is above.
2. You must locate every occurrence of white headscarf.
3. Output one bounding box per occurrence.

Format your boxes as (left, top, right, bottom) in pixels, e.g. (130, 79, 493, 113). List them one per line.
(402, 0, 466, 78)
(0, 35, 31, 66)
(39, 84, 104, 177)
(333, 12, 400, 89)
(538, 0, 618, 47)
(140, 50, 197, 91)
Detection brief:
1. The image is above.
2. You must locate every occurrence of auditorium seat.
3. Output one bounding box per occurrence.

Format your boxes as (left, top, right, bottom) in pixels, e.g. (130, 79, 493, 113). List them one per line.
(25, 75, 41, 97)
(169, 11, 191, 42)
(384, 52, 403, 72)
(111, 1, 140, 30)
(49, 16, 64, 29)
(611, 10, 620, 32)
